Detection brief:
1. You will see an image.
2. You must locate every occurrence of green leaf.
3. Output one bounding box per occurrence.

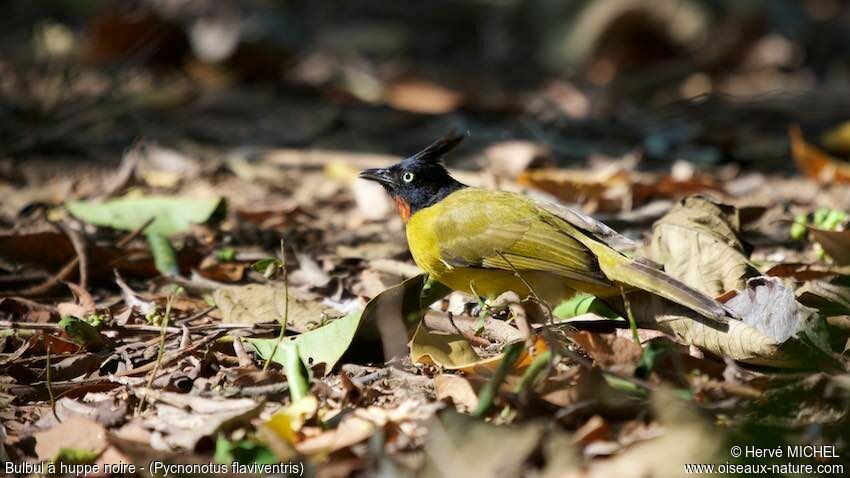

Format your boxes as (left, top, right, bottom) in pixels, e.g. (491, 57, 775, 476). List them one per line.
(216, 247, 236, 262)
(214, 436, 278, 465)
(553, 293, 620, 320)
(55, 447, 100, 464)
(66, 195, 224, 236)
(247, 311, 362, 375)
(58, 316, 106, 350)
(248, 274, 450, 375)
(146, 232, 179, 276)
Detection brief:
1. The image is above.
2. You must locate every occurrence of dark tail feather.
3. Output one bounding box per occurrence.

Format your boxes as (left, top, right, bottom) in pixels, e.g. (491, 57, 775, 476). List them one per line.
(620, 259, 731, 323)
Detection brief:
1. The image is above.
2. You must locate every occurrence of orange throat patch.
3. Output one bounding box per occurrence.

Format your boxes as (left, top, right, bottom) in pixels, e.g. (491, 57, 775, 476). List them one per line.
(394, 196, 411, 223)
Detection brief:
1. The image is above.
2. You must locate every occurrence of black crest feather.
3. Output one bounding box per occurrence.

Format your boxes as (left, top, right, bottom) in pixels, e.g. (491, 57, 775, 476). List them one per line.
(409, 129, 466, 163)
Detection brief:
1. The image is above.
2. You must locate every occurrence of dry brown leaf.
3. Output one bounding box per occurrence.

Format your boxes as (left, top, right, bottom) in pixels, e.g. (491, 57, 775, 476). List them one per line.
(570, 330, 643, 373)
(410, 322, 547, 373)
(34, 416, 107, 461)
(789, 124, 850, 184)
(809, 227, 850, 266)
(646, 196, 757, 296)
(213, 283, 340, 330)
(434, 374, 479, 412)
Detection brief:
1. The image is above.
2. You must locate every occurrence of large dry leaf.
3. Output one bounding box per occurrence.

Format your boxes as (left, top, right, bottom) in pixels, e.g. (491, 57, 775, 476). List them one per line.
(410, 322, 484, 370)
(626, 291, 813, 367)
(213, 283, 339, 330)
(797, 280, 850, 317)
(647, 196, 757, 296)
(570, 330, 642, 374)
(434, 374, 480, 412)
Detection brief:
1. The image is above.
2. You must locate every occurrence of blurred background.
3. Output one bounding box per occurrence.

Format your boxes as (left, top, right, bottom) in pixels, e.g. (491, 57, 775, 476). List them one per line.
(2, 0, 850, 213)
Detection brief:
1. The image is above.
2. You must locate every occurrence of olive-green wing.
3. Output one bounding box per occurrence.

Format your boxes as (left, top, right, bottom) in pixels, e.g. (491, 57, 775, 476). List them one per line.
(431, 190, 610, 286)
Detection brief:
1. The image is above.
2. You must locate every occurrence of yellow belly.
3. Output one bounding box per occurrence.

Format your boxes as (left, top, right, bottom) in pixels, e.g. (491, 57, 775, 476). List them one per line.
(434, 267, 576, 304)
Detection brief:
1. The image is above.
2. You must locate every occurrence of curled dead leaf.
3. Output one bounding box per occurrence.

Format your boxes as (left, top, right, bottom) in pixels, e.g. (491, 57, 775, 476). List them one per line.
(789, 125, 850, 184)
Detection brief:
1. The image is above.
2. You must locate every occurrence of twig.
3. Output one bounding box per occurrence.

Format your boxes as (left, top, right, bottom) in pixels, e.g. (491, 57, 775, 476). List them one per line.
(138, 288, 178, 413)
(264, 240, 289, 372)
(58, 221, 89, 291)
(233, 337, 254, 368)
(116, 329, 223, 377)
(447, 312, 490, 347)
(45, 341, 60, 422)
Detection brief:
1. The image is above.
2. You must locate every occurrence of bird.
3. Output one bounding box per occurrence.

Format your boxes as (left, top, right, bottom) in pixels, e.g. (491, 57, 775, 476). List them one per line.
(359, 130, 729, 323)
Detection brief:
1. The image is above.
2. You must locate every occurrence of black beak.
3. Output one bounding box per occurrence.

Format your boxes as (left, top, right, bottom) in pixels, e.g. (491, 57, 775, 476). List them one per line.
(359, 168, 394, 186)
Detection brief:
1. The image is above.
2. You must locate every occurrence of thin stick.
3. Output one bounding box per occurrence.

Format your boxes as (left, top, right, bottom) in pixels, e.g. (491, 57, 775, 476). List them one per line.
(137, 289, 178, 413)
(45, 341, 60, 422)
(115, 331, 223, 377)
(58, 221, 89, 291)
(263, 240, 289, 372)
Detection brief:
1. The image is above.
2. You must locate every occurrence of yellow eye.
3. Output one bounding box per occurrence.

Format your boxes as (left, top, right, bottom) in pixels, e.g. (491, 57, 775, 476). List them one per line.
(402, 172, 415, 183)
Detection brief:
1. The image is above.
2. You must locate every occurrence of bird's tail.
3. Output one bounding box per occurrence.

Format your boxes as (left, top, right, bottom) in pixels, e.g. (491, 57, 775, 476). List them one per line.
(580, 236, 731, 324)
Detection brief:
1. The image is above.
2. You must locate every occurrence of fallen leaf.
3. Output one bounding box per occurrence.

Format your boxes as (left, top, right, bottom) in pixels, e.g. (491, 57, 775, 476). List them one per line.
(66, 194, 224, 236)
(198, 262, 246, 282)
(410, 321, 547, 373)
(264, 395, 319, 444)
(821, 120, 850, 154)
(647, 196, 757, 296)
(434, 374, 479, 412)
(295, 413, 376, 456)
(409, 322, 485, 369)
(213, 283, 339, 329)
(809, 227, 850, 266)
(247, 311, 362, 375)
(789, 125, 850, 184)
(797, 280, 850, 317)
(584, 390, 723, 478)
(34, 416, 107, 462)
(572, 415, 612, 448)
(129, 389, 262, 451)
(570, 330, 643, 373)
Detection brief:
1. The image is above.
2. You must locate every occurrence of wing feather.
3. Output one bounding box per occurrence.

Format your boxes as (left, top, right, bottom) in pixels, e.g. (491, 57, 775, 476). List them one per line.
(431, 190, 610, 286)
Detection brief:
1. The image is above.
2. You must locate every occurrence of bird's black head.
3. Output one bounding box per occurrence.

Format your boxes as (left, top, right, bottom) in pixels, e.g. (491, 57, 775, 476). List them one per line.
(359, 131, 467, 221)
